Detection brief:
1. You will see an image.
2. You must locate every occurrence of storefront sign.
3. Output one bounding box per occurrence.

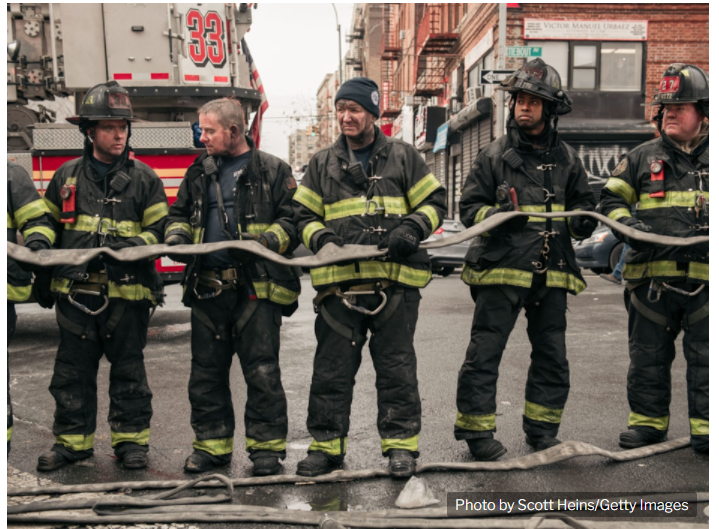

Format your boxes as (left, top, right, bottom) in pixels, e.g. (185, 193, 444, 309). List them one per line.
(433, 123, 449, 153)
(523, 19, 648, 41)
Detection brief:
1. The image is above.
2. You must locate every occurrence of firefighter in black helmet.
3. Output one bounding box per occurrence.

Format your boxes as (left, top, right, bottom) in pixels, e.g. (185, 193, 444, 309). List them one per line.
(36, 81, 170, 471)
(454, 59, 596, 460)
(600, 63, 709, 454)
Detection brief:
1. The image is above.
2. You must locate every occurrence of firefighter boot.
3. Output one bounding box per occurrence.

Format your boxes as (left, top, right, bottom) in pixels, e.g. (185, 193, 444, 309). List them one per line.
(526, 435, 562, 451)
(388, 449, 416, 479)
(120, 449, 148, 470)
(618, 426, 667, 449)
(466, 436, 507, 461)
(37, 451, 72, 472)
(184, 450, 232, 473)
(691, 436, 708, 454)
(296, 451, 343, 477)
(250, 450, 282, 476)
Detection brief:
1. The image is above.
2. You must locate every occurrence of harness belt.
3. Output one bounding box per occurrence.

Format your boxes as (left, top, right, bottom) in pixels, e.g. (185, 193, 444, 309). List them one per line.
(55, 299, 127, 342)
(629, 287, 709, 331)
(191, 299, 260, 341)
(195, 268, 244, 299)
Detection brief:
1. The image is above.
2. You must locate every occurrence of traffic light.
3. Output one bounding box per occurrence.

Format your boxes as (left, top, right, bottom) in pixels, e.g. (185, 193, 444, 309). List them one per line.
(310, 125, 318, 137)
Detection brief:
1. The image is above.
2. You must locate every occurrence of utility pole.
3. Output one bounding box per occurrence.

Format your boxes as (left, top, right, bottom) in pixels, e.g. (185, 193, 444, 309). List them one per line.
(332, 3, 343, 85)
(496, 2, 507, 140)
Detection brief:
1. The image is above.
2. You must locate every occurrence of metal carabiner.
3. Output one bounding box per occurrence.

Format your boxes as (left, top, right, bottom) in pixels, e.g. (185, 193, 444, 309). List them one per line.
(646, 279, 662, 303)
(68, 290, 110, 316)
(340, 290, 388, 316)
(365, 199, 385, 216)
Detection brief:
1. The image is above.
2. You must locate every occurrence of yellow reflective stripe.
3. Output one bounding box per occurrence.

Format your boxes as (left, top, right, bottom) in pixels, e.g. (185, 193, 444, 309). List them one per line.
(309, 437, 347, 456)
(294, 185, 325, 217)
(303, 221, 326, 250)
(546, 270, 587, 295)
(7, 284, 32, 302)
(628, 412, 669, 431)
(461, 265, 533, 288)
(608, 208, 632, 222)
(266, 223, 290, 254)
(690, 418, 709, 436)
(111, 428, 150, 447)
(416, 205, 440, 232)
(65, 215, 143, 238)
(7, 427, 12, 443)
(166, 222, 192, 238)
(245, 437, 287, 452)
(455, 411, 496, 432)
(14, 198, 51, 230)
(192, 227, 202, 244)
(473, 205, 494, 225)
(251, 281, 300, 305)
(246, 223, 270, 236)
(524, 401, 563, 424)
(605, 177, 637, 205)
(324, 196, 410, 221)
(55, 433, 95, 451)
(108, 281, 157, 303)
(623, 261, 709, 282)
(23, 225, 56, 245)
(638, 190, 708, 210)
(43, 197, 61, 222)
(66, 177, 78, 185)
(137, 232, 158, 245)
(142, 201, 168, 227)
(7, 212, 17, 228)
(522, 204, 567, 222)
(310, 261, 432, 289)
(51, 277, 73, 294)
(193, 437, 234, 455)
(407, 173, 441, 209)
(381, 435, 419, 453)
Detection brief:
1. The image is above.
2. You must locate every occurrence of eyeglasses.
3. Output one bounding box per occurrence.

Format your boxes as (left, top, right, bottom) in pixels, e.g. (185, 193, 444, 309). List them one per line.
(97, 124, 129, 134)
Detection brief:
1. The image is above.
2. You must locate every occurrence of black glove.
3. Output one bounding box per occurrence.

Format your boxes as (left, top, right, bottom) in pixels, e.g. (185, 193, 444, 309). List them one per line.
(258, 232, 280, 253)
(378, 222, 423, 261)
(18, 239, 51, 272)
(165, 234, 194, 263)
(486, 203, 528, 234)
(612, 218, 654, 253)
(165, 234, 188, 246)
(316, 233, 345, 252)
(569, 215, 598, 239)
(31, 269, 55, 310)
(102, 241, 133, 266)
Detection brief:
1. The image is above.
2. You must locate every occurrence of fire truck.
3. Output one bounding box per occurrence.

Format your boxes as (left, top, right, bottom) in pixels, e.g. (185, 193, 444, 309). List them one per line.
(7, 3, 262, 283)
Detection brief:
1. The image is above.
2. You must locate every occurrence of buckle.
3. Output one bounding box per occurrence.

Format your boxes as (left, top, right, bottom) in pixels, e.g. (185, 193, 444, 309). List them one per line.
(339, 290, 388, 316)
(365, 199, 385, 216)
(537, 164, 556, 171)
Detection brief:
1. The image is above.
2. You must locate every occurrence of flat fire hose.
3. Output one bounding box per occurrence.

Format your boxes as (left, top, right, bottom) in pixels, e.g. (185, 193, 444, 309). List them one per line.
(7, 211, 709, 268)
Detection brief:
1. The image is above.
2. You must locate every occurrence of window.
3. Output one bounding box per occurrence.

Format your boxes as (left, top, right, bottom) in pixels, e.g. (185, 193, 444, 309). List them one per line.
(531, 41, 642, 92)
(466, 51, 495, 99)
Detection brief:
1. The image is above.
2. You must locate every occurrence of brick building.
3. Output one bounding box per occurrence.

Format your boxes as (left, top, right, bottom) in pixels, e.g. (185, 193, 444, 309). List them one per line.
(288, 126, 319, 172)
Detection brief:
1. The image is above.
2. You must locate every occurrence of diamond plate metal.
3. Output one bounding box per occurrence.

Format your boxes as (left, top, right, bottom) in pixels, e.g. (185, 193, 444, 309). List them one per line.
(7, 152, 33, 176)
(33, 123, 194, 150)
(33, 126, 85, 150)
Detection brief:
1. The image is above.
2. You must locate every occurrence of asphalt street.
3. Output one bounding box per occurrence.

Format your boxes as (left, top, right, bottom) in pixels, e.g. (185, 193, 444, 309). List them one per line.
(8, 272, 709, 527)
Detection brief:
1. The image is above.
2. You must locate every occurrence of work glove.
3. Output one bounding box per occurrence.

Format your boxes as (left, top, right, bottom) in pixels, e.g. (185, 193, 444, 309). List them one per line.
(569, 215, 598, 240)
(486, 203, 528, 234)
(165, 234, 193, 264)
(257, 232, 280, 253)
(378, 222, 423, 261)
(31, 269, 55, 310)
(102, 241, 133, 266)
(18, 239, 52, 272)
(316, 233, 345, 252)
(612, 218, 655, 253)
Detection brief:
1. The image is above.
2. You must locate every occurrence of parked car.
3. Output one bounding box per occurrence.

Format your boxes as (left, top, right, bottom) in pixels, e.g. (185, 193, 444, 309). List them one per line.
(573, 224, 624, 274)
(425, 219, 470, 277)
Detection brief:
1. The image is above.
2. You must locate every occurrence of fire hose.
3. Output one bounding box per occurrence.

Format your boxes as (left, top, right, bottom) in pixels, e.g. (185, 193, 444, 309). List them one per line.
(7, 211, 709, 268)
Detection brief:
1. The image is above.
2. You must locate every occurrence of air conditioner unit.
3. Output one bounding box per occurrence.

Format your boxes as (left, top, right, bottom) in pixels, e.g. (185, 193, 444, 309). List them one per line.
(399, 30, 405, 41)
(466, 86, 483, 103)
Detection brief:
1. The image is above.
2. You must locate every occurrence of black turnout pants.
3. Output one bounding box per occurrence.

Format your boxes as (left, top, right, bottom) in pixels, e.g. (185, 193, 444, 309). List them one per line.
(456, 280, 569, 439)
(8, 302, 17, 452)
(50, 296, 153, 460)
(189, 286, 288, 457)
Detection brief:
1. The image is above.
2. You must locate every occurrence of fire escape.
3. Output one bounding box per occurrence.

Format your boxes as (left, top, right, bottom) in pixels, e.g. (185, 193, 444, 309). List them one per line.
(414, 4, 458, 97)
(380, 4, 401, 119)
(345, 25, 365, 76)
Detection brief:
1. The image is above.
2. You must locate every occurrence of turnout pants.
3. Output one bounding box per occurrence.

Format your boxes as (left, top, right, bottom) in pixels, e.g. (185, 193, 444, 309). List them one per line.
(455, 279, 569, 439)
(8, 302, 17, 452)
(307, 286, 422, 459)
(624, 282, 709, 441)
(50, 296, 153, 461)
(189, 286, 288, 458)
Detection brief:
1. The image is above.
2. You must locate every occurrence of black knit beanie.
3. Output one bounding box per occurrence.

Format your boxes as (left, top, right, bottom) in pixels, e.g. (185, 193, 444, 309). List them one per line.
(334, 77, 381, 117)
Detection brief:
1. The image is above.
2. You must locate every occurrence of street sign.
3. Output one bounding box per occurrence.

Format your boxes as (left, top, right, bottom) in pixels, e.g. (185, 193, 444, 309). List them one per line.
(507, 46, 542, 58)
(480, 69, 515, 85)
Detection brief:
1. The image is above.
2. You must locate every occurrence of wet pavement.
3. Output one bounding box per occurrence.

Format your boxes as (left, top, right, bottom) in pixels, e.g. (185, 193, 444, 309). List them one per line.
(8, 273, 709, 527)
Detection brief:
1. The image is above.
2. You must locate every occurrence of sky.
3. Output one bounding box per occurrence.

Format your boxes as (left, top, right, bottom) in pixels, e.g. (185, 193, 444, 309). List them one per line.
(244, 3, 356, 163)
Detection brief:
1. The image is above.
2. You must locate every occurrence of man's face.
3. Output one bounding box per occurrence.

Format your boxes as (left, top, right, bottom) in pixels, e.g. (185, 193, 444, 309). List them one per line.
(662, 103, 704, 142)
(199, 112, 236, 156)
(514, 91, 545, 135)
(336, 99, 376, 140)
(89, 120, 128, 162)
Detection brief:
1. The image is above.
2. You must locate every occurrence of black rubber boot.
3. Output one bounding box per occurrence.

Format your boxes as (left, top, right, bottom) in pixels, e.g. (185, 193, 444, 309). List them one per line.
(250, 450, 282, 476)
(526, 435, 562, 451)
(37, 451, 72, 472)
(466, 437, 507, 461)
(120, 449, 148, 470)
(184, 450, 232, 473)
(388, 449, 416, 479)
(691, 435, 708, 454)
(618, 426, 667, 449)
(296, 451, 342, 477)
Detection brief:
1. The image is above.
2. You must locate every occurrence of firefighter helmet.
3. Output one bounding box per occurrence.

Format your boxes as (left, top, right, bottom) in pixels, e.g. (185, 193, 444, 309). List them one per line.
(651, 63, 709, 116)
(67, 81, 138, 125)
(499, 58, 572, 115)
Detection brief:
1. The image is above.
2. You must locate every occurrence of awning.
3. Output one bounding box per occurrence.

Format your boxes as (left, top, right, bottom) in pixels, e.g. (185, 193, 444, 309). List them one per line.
(449, 98, 492, 134)
(558, 118, 656, 142)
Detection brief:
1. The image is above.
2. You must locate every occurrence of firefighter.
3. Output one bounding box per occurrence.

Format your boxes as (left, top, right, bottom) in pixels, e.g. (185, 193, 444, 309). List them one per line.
(600, 63, 709, 454)
(164, 98, 300, 476)
(293, 77, 447, 478)
(35, 81, 169, 471)
(454, 59, 597, 460)
(7, 162, 56, 455)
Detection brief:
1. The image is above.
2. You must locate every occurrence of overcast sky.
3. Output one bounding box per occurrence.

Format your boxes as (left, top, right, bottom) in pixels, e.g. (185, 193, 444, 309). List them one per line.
(244, 3, 356, 162)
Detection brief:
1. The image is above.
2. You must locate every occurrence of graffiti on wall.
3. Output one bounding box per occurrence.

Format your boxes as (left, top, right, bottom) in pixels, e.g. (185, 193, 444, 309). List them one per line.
(575, 144, 636, 186)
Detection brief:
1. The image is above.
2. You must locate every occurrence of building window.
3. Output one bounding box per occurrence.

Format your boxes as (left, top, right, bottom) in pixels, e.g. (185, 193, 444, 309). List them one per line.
(467, 51, 495, 99)
(532, 41, 643, 92)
